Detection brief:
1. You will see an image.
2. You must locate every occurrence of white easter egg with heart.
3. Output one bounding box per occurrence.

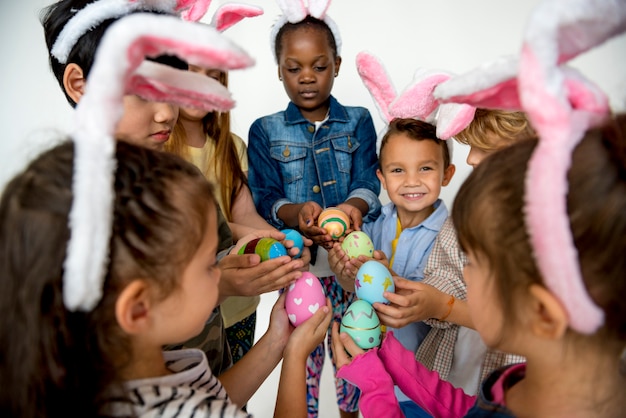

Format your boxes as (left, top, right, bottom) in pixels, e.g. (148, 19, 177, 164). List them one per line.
(285, 272, 326, 327)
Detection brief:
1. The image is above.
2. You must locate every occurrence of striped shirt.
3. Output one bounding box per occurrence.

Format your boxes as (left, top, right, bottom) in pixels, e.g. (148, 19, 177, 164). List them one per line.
(101, 349, 251, 418)
(416, 218, 524, 392)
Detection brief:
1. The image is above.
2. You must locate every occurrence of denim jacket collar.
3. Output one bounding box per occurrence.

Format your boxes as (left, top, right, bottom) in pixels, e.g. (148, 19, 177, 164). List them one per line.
(284, 95, 350, 125)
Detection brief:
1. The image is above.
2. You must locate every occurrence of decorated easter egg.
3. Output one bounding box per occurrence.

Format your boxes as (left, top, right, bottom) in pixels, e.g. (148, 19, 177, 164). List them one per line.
(355, 260, 395, 305)
(237, 237, 287, 261)
(341, 231, 374, 259)
(281, 228, 304, 259)
(318, 207, 350, 239)
(285, 272, 326, 327)
(340, 300, 382, 349)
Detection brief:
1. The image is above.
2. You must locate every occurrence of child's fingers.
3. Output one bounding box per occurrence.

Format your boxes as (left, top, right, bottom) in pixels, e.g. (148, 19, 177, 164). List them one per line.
(330, 322, 351, 369)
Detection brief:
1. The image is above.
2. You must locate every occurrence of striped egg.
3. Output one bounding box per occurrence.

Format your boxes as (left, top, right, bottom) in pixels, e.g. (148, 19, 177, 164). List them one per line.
(318, 207, 350, 239)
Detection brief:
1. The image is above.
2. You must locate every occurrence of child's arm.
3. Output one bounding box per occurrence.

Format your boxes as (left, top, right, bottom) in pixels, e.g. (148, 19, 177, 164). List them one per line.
(374, 277, 474, 329)
(274, 298, 332, 418)
(331, 323, 404, 418)
(327, 243, 355, 291)
(230, 183, 277, 233)
(377, 331, 476, 418)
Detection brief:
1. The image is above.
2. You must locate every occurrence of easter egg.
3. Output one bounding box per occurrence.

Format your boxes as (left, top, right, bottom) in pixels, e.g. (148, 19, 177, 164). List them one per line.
(318, 207, 350, 239)
(281, 228, 304, 259)
(340, 300, 382, 349)
(341, 231, 374, 259)
(355, 260, 395, 305)
(237, 237, 287, 261)
(285, 272, 326, 327)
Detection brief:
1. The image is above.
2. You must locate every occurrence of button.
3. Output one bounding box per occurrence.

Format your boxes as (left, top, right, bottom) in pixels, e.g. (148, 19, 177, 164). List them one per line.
(282, 146, 290, 157)
(307, 125, 315, 133)
(312, 185, 321, 193)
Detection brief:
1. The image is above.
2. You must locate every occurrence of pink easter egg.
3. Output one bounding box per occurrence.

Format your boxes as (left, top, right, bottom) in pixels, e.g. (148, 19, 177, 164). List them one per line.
(284, 272, 326, 327)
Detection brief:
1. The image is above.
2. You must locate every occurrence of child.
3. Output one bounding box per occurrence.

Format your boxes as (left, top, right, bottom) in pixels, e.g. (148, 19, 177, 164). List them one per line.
(332, 115, 626, 418)
(247, 3, 381, 417)
(328, 117, 455, 417)
(0, 139, 333, 417)
(41, 0, 308, 378)
(166, 66, 280, 364)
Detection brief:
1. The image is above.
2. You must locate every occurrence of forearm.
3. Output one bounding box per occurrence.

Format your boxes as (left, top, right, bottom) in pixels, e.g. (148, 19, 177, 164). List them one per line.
(277, 203, 306, 228)
(274, 351, 308, 418)
(218, 331, 284, 407)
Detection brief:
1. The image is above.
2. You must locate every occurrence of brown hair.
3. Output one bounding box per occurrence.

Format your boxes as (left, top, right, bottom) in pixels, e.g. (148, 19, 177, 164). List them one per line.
(0, 140, 216, 417)
(166, 70, 246, 221)
(379, 118, 451, 169)
(455, 109, 535, 151)
(452, 114, 626, 344)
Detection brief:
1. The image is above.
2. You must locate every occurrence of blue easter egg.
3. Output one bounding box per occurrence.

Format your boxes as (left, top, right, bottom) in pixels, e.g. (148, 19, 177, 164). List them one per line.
(281, 228, 304, 259)
(355, 260, 395, 305)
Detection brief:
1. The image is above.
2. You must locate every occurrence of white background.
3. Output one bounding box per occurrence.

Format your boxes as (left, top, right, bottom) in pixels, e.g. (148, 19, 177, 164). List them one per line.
(1, 1, 625, 417)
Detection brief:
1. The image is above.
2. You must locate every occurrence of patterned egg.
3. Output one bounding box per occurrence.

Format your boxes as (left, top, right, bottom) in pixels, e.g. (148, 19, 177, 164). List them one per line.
(340, 300, 382, 349)
(237, 237, 287, 261)
(285, 272, 327, 327)
(355, 260, 395, 305)
(341, 231, 374, 259)
(318, 207, 350, 239)
(281, 228, 304, 259)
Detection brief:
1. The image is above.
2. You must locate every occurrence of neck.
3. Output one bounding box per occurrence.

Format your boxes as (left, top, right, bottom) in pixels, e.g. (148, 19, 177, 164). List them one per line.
(506, 344, 625, 417)
(117, 341, 170, 381)
(179, 117, 207, 148)
(395, 205, 434, 230)
(300, 101, 330, 123)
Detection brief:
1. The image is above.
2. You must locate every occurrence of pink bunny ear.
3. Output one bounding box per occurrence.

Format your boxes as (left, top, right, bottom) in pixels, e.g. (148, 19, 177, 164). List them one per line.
(65, 13, 253, 311)
(179, 0, 212, 22)
(211, 3, 264, 32)
(356, 52, 397, 123)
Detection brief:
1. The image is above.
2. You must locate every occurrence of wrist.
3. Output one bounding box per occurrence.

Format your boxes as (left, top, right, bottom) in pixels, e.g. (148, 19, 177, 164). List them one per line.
(439, 294, 455, 321)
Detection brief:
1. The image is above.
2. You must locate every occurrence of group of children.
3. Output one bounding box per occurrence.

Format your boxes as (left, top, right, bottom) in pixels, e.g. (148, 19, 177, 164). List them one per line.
(0, 0, 624, 417)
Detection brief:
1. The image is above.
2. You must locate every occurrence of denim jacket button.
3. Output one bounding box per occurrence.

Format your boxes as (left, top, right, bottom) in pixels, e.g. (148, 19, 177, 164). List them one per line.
(312, 185, 321, 193)
(307, 125, 315, 133)
(282, 146, 290, 157)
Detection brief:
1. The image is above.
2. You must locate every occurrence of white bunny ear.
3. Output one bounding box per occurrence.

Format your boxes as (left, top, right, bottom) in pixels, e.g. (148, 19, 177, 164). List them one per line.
(276, 0, 307, 22)
(64, 13, 253, 311)
(308, 0, 332, 19)
(211, 3, 263, 32)
(356, 52, 397, 123)
(178, 0, 212, 21)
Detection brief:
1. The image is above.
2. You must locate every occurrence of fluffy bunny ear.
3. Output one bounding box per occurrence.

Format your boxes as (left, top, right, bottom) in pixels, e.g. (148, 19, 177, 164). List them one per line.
(178, 0, 213, 22)
(276, 0, 307, 22)
(308, 0, 332, 19)
(356, 51, 397, 123)
(210, 3, 264, 32)
(65, 13, 253, 311)
(518, 0, 625, 335)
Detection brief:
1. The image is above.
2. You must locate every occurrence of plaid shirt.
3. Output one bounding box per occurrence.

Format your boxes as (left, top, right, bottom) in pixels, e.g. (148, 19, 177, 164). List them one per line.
(416, 218, 524, 386)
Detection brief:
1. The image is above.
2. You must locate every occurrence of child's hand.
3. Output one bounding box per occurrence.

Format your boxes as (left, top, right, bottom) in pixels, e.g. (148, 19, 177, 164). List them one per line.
(373, 277, 447, 328)
(265, 292, 294, 351)
(298, 202, 333, 248)
(328, 243, 356, 292)
(330, 321, 365, 370)
(337, 203, 363, 232)
(231, 229, 291, 254)
(284, 297, 332, 361)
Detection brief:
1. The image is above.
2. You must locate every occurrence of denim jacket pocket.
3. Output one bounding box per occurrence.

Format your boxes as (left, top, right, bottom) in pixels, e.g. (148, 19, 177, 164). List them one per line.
(270, 144, 307, 183)
(331, 135, 361, 174)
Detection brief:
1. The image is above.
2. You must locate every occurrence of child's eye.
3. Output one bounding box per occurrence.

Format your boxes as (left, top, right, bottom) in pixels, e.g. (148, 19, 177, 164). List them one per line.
(287, 68, 299, 73)
(421, 166, 433, 171)
(314, 66, 327, 72)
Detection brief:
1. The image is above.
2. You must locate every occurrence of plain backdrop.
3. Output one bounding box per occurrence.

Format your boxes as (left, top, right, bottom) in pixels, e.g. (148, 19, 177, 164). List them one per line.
(1, 1, 625, 417)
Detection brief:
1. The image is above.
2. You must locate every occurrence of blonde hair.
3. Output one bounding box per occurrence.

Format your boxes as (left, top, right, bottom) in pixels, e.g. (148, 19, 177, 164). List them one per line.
(165, 71, 245, 221)
(455, 109, 535, 151)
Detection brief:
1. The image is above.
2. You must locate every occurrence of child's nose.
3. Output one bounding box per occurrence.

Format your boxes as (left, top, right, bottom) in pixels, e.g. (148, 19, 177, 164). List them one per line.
(154, 102, 178, 124)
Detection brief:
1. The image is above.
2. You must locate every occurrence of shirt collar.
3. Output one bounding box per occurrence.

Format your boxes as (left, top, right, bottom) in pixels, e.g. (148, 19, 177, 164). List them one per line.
(384, 199, 448, 232)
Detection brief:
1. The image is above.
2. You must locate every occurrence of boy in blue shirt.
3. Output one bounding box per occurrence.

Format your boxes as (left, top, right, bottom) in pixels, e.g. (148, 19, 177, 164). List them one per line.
(329, 117, 455, 417)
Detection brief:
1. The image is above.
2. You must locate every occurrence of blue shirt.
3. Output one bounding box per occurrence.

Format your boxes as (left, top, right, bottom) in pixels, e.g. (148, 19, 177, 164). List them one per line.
(363, 199, 448, 404)
(248, 95, 381, 229)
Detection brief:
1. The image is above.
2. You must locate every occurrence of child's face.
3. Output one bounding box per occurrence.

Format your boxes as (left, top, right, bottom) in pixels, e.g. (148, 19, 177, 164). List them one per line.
(154, 206, 220, 344)
(277, 27, 340, 121)
(377, 134, 454, 223)
(178, 66, 224, 121)
(114, 95, 179, 151)
(466, 146, 492, 168)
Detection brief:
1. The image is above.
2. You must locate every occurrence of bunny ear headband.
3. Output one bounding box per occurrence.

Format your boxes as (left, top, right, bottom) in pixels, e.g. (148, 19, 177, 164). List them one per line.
(433, 0, 626, 334)
(64, 12, 254, 311)
(356, 51, 477, 157)
(270, 0, 341, 62)
(51, 0, 263, 64)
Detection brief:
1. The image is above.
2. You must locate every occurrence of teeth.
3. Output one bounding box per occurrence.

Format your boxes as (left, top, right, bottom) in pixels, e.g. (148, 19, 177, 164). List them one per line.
(404, 193, 423, 198)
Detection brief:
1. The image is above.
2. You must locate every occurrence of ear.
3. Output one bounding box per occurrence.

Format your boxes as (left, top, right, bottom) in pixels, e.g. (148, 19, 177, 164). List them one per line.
(277, 66, 282, 81)
(527, 284, 569, 340)
(115, 279, 152, 336)
(334, 55, 342, 77)
(63, 63, 86, 104)
(441, 163, 455, 186)
(376, 168, 386, 190)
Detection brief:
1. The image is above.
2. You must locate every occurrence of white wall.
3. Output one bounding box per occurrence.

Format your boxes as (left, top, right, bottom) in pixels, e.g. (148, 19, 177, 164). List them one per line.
(2, 0, 625, 209)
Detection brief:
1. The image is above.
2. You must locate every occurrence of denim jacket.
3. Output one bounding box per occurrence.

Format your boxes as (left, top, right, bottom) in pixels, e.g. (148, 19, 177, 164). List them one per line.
(248, 95, 381, 229)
